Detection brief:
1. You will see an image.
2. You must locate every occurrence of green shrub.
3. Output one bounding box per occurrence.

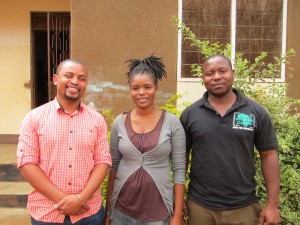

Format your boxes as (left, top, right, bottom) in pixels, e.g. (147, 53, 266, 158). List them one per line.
(172, 16, 300, 225)
(100, 18, 300, 224)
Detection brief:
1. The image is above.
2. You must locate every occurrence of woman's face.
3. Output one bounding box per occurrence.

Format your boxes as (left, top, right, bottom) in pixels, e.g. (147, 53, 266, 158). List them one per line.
(129, 73, 157, 109)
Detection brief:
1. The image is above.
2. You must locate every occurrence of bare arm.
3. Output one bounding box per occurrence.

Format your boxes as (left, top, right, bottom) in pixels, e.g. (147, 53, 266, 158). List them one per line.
(19, 163, 66, 203)
(79, 163, 110, 203)
(259, 150, 280, 225)
(169, 183, 185, 225)
(185, 150, 190, 174)
(182, 150, 190, 218)
(55, 163, 110, 215)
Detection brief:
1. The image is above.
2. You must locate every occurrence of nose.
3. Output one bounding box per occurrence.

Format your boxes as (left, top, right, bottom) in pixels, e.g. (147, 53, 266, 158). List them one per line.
(70, 77, 79, 84)
(138, 88, 145, 95)
(213, 72, 222, 79)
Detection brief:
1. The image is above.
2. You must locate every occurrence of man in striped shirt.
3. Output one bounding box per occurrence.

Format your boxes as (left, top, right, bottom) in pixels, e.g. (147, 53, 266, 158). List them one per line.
(17, 59, 112, 225)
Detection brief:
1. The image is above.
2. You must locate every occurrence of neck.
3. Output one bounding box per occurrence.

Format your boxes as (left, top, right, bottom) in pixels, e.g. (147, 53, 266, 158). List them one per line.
(208, 89, 236, 105)
(207, 90, 236, 117)
(57, 97, 81, 114)
(134, 106, 158, 117)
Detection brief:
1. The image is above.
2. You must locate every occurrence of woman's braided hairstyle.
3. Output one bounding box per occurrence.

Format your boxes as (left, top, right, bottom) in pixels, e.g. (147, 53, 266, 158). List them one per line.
(125, 54, 167, 85)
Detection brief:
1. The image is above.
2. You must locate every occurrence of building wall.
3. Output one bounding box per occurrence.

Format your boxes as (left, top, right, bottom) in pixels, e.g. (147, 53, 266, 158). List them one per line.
(286, 0, 300, 111)
(1, 0, 298, 135)
(177, 80, 206, 109)
(71, 0, 178, 117)
(0, 0, 70, 134)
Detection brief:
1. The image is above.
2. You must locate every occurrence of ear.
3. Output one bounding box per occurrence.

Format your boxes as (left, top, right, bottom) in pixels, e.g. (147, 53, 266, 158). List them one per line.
(52, 74, 58, 85)
(232, 69, 235, 78)
(156, 85, 158, 91)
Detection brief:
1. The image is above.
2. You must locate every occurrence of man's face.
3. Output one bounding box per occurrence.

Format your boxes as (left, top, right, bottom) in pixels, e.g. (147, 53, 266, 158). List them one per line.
(202, 56, 234, 97)
(52, 62, 88, 102)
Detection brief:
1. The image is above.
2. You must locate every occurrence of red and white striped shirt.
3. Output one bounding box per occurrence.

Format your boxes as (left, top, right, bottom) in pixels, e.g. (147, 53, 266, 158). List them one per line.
(17, 98, 111, 223)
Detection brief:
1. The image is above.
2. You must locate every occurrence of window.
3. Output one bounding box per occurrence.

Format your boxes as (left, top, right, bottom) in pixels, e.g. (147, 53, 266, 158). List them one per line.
(178, 0, 287, 80)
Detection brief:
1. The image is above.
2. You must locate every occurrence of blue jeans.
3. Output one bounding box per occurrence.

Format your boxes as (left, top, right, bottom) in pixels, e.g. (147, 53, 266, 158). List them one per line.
(111, 208, 169, 225)
(31, 205, 105, 225)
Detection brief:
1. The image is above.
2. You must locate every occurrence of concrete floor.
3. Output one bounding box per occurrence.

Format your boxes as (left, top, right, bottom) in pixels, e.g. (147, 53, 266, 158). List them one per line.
(0, 182, 31, 195)
(0, 144, 31, 225)
(0, 144, 18, 164)
(0, 208, 31, 225)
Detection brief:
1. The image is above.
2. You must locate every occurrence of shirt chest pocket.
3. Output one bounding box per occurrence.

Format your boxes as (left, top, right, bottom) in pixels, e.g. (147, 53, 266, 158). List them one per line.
(80, 126, 97, 146)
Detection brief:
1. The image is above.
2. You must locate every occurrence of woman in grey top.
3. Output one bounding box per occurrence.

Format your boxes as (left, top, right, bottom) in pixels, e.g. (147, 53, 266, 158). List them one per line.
(104, 55, 186, 225)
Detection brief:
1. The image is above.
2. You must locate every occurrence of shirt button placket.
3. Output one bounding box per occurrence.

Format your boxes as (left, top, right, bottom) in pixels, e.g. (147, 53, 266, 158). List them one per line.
(68, 119, 74, 190)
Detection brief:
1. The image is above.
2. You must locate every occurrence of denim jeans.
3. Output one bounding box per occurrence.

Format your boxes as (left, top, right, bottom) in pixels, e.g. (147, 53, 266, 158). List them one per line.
(111, 208, 169, 225)
(31, 205, 105, 225)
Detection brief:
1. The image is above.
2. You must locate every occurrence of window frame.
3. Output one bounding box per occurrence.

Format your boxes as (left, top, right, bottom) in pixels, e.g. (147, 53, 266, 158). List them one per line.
(177, 0, 288, 82)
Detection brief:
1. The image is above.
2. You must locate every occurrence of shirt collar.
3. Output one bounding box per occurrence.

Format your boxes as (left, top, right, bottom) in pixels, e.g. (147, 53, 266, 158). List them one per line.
(198, 88, 247, 108)
(53, 98, 82, 113)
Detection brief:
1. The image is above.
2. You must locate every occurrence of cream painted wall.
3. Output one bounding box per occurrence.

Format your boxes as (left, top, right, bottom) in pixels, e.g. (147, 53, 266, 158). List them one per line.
(177, 81, 206, 110)
(0, 0, 70, 134)
(177, 81, 276, 112)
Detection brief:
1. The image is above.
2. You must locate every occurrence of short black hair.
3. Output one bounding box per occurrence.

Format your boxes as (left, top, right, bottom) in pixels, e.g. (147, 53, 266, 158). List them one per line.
(202, 54, 233, 72)
(56, 59, 84, 74)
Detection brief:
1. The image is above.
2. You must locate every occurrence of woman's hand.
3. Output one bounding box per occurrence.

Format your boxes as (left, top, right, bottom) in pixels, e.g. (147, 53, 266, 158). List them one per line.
(104, 215, 111, 225)
(169, 215, 182, 225)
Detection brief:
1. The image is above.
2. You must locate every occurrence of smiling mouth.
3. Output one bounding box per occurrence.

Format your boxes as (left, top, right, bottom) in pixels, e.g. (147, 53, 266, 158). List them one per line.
(67, 86, 80, 93)
(212, 83, 224, 87)
(137, 98, 148, 102)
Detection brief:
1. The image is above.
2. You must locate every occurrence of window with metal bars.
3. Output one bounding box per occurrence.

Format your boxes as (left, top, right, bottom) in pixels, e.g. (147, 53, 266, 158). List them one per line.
(179, 0, 285, 79)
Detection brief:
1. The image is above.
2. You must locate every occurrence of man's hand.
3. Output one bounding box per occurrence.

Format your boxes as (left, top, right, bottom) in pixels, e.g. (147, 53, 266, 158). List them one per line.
(74, 204, 90, 215)
(54, 194, 89, 215)
(259, 204, 280, 225)
(182, 200, 188, 225)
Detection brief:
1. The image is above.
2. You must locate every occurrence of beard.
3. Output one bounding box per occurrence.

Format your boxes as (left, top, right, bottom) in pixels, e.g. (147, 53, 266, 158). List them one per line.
(64, 92, 80, 101)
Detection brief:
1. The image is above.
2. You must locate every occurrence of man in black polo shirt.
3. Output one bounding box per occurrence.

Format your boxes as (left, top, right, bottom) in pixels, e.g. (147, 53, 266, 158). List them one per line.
(180, 54, 280, 225)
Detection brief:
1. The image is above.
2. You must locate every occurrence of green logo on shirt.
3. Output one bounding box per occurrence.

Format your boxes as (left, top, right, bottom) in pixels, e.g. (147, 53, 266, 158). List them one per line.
(233, 112, 255, 131)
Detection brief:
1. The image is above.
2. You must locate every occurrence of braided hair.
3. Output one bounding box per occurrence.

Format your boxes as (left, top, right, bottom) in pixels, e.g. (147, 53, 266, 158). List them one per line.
(125, 54, 167, 85)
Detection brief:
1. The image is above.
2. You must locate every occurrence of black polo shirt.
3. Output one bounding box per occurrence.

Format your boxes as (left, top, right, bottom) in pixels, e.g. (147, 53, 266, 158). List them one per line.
(180, 89, 278, 210)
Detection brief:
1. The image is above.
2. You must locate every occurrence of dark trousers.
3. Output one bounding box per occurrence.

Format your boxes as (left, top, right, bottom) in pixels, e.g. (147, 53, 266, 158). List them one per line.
(187, 199, 261, 225)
